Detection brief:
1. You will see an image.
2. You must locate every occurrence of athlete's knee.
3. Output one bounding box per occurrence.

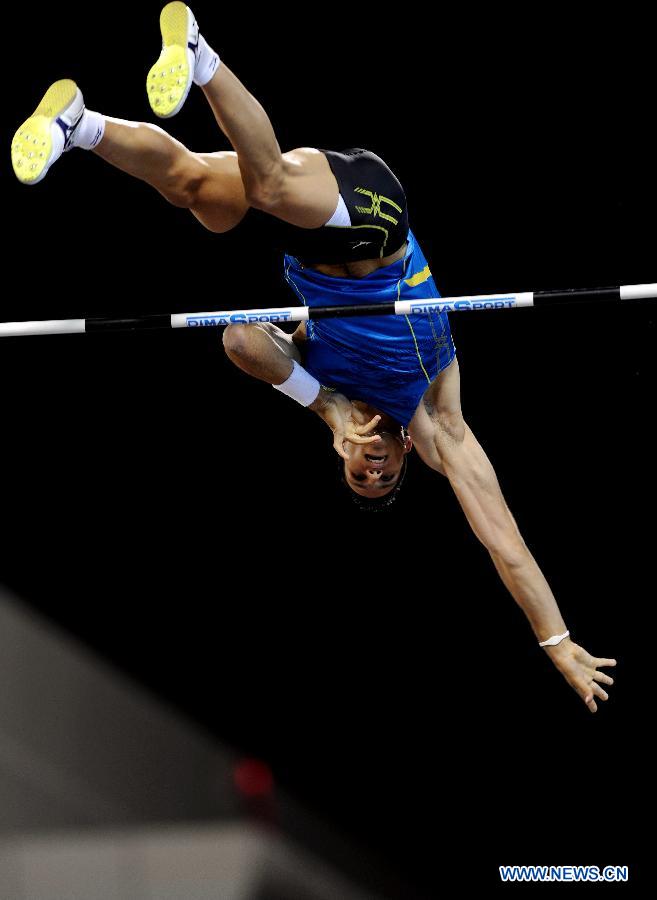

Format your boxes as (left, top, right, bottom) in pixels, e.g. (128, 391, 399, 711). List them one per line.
(152, 144, 208, 209)
(242, 162, 286, 212)
(163, 159, 208, 209)
(123, 123, 201, 207)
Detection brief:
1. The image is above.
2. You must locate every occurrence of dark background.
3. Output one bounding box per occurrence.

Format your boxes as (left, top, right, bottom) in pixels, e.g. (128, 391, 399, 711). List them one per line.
(2, 2, 654, 895)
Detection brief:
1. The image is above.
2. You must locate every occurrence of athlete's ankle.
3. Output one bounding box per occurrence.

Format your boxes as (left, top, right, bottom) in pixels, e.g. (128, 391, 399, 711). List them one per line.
(70, 109, 106, 151)
(193, 32, 220, 86)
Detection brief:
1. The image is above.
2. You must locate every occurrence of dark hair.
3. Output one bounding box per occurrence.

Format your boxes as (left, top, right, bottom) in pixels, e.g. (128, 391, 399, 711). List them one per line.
(341, 456, 408, 512)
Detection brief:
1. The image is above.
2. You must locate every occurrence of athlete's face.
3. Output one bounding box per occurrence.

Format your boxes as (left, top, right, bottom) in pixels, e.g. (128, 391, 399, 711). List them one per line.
(343, 430, 412, 498)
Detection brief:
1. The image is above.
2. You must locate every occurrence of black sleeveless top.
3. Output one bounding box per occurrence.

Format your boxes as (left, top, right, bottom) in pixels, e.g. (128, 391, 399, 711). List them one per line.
(243, 148, 409, 265)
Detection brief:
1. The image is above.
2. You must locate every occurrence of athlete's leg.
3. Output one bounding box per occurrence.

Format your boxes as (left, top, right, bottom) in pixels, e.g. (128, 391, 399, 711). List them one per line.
(200, 67, 338, 228)
(93, 119, 247, 232)
(223, 323, 303, 384)
(147, 3, 339, 228)
(11, 78, 247, 233)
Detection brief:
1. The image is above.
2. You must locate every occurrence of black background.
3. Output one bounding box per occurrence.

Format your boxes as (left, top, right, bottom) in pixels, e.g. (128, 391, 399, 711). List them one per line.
(2, 2, 654, 895)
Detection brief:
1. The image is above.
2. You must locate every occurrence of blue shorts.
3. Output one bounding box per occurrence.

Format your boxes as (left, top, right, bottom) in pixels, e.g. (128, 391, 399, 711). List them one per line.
(283, 229, 455, 426)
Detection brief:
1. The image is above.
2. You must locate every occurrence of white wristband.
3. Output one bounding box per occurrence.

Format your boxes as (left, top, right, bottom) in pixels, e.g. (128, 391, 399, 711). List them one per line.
(272, 360, 320, 406)
(538, 630, 570, 647)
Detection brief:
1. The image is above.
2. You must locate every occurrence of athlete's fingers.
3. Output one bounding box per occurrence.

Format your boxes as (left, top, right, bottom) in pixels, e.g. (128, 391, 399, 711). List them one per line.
(353, 415, 381, 435)
(591, 682, 609, 702)
(332, 435, 349, 460)
(594, 658, 617, 669)
(592, 671, 614, 686)
(347, 433, 383, 444)
(583, 691, 598, 713)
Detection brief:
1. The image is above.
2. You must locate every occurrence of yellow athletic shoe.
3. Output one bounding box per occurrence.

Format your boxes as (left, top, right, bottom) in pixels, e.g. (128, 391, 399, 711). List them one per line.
(11, 79, 85, 185)
(147, 2, 199, 118)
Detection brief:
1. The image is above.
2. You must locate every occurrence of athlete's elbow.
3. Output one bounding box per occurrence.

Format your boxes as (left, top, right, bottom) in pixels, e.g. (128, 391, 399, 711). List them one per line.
(487, 534, 529, 569)
(222, 324, 251, 359)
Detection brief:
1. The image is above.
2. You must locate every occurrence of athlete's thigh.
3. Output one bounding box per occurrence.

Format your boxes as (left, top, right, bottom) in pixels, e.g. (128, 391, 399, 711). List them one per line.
(189, 149, 249, 233)
(192, 147, 337, 232)
(274, 147, 339, 229)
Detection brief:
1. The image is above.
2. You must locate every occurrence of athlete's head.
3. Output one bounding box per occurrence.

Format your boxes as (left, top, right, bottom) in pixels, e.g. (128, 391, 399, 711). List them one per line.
(342, 427, 412, 508)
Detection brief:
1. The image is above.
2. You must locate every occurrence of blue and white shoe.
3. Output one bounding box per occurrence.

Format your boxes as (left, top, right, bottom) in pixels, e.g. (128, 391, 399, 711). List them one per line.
(11, 79, 85, 185)
(147, 2, 200, 118)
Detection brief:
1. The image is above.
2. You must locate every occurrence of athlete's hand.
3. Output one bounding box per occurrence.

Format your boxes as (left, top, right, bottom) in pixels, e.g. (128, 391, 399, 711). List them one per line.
(543, 638, 616, 713)
(310, 390, 381, 460)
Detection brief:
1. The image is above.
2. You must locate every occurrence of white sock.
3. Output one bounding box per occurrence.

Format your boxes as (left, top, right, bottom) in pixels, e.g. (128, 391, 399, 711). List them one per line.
(69, 109, 106, 151)
(193, 33, 220, 86)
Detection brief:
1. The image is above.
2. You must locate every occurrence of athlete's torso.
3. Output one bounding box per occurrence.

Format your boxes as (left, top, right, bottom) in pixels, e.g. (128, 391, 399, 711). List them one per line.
(284, 230, 456, 426)
(311, 241, 407, 278)
(236, 148, 455, 425)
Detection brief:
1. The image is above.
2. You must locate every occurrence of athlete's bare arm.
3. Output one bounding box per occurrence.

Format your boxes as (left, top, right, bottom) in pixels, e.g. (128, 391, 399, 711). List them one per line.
(409, 358, 617, 712)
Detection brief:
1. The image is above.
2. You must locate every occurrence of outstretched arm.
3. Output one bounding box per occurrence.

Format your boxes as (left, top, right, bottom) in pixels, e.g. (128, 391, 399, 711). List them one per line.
(409, 359, 616, 712)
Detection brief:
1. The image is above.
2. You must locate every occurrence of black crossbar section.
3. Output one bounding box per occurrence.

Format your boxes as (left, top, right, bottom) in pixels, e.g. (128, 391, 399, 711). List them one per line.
(85, 315, 172, 332)
(309, 302, 397, 319)
(534, 287, 620, 306)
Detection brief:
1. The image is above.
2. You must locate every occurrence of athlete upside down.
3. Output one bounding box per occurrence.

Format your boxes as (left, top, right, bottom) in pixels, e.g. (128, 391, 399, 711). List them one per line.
(11, 1, 616, 710)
